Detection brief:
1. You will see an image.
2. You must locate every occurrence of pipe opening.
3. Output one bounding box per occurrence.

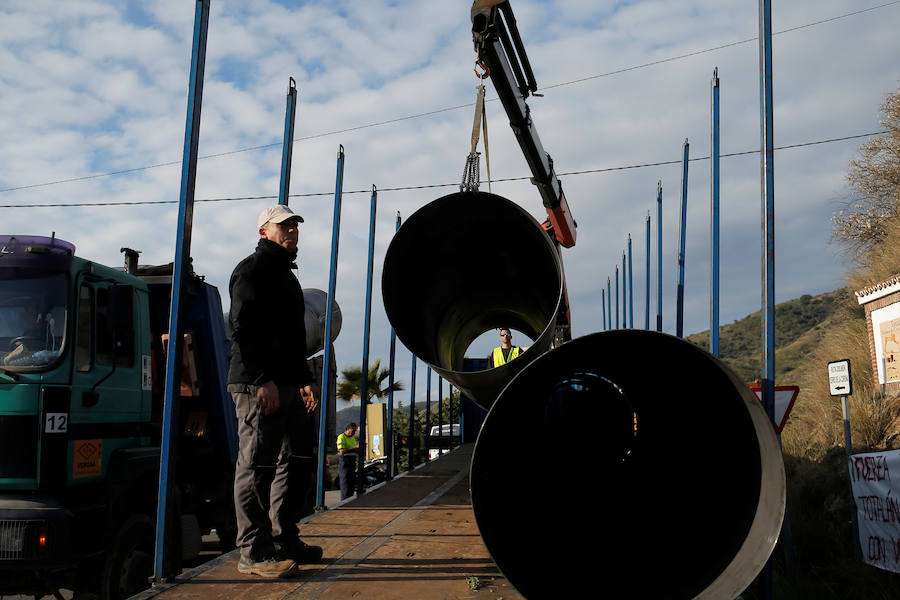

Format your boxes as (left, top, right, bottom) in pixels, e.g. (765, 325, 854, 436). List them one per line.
(382, 191, 562, 409)
(465, 328, 534, 367)
(547, 373, 636, 467)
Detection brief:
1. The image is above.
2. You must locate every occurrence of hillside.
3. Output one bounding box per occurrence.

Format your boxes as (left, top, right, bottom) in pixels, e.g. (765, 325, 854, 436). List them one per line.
(685, 288, 851, 383)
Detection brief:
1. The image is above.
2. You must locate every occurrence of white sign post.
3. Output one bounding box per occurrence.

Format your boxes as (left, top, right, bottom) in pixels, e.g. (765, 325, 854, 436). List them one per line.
(828, 359, 853, 397)
(828, 358, 860, 556)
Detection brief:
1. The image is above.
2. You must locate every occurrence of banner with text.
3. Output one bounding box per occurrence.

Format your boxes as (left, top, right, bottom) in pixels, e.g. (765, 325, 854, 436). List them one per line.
(850, 449, 900, 572)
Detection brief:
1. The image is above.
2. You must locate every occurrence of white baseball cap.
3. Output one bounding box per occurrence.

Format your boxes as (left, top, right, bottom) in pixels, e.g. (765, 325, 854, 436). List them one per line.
(258, 204, 304, 228)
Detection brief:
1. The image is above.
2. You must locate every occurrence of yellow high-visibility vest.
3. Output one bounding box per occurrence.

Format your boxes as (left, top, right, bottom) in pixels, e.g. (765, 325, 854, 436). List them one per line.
(337, 433, 358, 452)
(492, 346, 521, 366)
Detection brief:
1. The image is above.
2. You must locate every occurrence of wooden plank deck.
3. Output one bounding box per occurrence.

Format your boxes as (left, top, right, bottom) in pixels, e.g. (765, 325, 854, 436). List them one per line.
(133, 444, 523, 600)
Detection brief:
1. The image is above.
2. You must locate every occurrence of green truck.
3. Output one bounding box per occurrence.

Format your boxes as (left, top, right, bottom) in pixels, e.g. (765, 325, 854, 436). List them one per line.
(0, 235, 239, 599)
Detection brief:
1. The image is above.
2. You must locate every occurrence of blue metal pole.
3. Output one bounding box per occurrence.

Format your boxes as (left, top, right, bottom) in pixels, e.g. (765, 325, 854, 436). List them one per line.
(356, 185, 377, 495)
(627, 235, 634, 328)
(615, 266, 619, 329)
(602, 289, 607, 330)
(441, 381, 453, 454)
(758, 2, 776, 430)
(759, 2, 777, 595)
(407, 354, 416, 472)
(386, 335, 396, 477)
(622, 251, 627, 329)
(645, 212, 651, 330)
(438, 376, 443, 456)
(607, 277, 612, 331)
(448, 383, 453, 454)
(710, 69, 721, 357)
(424, 366, 432, 462)
(386, 212, 401, 480)
(656, 182, 663, 332)
(154, 0, 209, 583)
(277, 78, 297, 206)
(315, 145, 345, 509)
(676, 139, 689, 338)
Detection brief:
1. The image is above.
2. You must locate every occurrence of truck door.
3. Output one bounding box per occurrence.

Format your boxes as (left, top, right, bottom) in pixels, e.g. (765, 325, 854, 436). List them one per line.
(69, 281, 146, 483)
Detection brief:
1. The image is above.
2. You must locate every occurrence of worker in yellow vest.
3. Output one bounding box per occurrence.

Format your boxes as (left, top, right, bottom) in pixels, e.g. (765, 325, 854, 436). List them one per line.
(336, 422, 359, 500)
(488, 328, 525, 367)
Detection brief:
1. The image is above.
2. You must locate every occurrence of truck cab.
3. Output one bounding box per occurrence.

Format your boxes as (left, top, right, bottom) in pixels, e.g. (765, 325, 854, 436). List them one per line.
(0, 235, 237, 600)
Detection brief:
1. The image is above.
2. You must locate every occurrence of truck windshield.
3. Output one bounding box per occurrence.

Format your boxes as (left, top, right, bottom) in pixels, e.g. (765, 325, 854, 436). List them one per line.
(0, 272, 68, 370)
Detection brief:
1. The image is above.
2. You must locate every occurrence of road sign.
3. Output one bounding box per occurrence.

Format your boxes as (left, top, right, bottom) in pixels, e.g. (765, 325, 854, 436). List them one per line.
(750, 385, 799, 433)
(828, 359, 852, 397)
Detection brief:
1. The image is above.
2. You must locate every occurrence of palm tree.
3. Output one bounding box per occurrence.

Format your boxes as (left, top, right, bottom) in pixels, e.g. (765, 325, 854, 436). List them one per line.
(337, 359, 404, 404)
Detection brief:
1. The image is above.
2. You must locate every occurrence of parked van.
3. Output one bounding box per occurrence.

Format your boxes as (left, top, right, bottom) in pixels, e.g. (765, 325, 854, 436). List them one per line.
(427, 423, 460, 460)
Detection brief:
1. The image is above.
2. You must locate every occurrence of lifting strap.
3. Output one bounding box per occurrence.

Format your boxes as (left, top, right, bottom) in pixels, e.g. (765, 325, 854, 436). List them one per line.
(460, 84, 491, 193)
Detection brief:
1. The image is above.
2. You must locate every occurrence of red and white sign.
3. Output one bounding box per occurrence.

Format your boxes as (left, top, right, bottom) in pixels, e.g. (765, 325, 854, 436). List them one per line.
(749, 385, 799, 433)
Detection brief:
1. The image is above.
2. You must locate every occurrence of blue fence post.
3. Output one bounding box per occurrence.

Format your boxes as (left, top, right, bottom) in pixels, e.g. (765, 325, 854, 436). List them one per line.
(656, 181, 663, 332)
(607, 277, 612, 331)
(759, 1, 777, 596)
(710, 69, 721, 356)
(315, 145, 345, 509)
(645, 212, 651, 330)
(627, 234, 634, 328)
(277, 78, 297, 206)
(437, 376, 443, 456)
(676, 139, 689, 338)
(441, 384, 448, 456)
(386, 212, 401, 480)
(425, 366, 432, 462)
(355, 185, 377, 495)
(153, 0, 209, 584)
(407, 354, 417, 472)
(449, 381, 454, 453)
(602, 288, 607, 330)
(622, 252, 627, 328)
(615, 266, 620, 329)
(758, 2, 776, 432)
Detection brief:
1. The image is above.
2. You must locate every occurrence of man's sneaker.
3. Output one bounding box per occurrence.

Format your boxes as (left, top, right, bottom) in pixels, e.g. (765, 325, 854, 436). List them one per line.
(276, 540, 324, 563)
(237, 555, 297, 578)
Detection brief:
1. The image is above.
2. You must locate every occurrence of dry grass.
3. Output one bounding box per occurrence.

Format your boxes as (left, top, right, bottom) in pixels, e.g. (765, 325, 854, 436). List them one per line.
(783, 218, 900, 459)
(769, 225, 900, 599)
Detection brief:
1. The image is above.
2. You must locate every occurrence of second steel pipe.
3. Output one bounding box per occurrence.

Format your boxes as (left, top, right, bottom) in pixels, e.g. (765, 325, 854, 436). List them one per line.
(381, 191, 564, 410)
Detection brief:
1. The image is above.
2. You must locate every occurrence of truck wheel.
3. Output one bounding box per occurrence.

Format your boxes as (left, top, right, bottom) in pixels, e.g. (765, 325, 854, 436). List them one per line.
(100, 514, 155, 600)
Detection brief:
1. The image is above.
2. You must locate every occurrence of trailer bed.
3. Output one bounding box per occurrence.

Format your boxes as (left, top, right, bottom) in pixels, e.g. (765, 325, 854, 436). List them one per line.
(131, 444, 523, 600)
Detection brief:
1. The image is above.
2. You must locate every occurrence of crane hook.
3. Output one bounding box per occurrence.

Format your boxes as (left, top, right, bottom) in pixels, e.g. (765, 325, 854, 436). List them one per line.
(474, 58, 490, 80)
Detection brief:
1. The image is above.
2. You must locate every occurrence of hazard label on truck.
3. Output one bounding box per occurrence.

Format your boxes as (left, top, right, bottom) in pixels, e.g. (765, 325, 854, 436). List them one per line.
(73, 439, 103, 478)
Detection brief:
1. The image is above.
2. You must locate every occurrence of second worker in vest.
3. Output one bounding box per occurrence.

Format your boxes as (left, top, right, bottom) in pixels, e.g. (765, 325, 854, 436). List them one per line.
(336, 423, 359, 500)
(488, 328, 527, 367)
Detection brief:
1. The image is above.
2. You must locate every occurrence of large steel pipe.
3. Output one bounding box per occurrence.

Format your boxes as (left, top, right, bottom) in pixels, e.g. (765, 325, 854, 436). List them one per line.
(471, 330, 786, 599)
(303, 288, 342, 357)
(382, 191, 563, 410)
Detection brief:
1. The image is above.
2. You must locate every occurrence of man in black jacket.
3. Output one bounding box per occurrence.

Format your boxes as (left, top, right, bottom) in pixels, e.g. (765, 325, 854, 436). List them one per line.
(228, 204, 322, 578)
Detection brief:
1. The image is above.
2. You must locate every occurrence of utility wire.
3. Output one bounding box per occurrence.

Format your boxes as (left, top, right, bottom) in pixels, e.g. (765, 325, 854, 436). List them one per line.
(1, 0, 896, 196)
(0, 130, 885, 208)
(539, 0, 900, 91)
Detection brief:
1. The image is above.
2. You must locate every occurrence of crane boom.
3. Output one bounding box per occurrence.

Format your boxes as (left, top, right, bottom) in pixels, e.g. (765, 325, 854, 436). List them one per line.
(471, 0, 577, 248)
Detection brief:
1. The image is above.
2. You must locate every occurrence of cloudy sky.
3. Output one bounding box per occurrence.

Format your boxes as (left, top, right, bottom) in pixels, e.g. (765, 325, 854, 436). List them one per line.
(2, 0, 899, 410)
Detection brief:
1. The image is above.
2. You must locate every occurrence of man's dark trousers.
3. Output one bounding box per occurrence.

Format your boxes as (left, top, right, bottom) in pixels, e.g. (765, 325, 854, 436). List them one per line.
(230, 382, 314, 561)
(338, 454, 357, 501)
